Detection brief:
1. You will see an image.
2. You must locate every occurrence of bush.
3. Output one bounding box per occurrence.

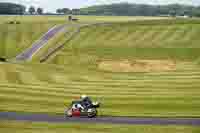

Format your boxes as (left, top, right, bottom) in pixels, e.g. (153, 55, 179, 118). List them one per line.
(7, 21, 21, 24)
(0, 57, 7, 62)
(16, 21, 21, 24)
(8, 21, 15, 24)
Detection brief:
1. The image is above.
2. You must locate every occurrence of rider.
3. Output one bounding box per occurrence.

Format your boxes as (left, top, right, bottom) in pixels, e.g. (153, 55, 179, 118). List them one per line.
(71, 95, 92, 111)
(80, 94, 93, 109)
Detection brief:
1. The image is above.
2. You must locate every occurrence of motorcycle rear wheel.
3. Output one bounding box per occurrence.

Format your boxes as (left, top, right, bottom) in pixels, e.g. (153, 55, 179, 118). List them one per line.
(64, 108, 72, 118)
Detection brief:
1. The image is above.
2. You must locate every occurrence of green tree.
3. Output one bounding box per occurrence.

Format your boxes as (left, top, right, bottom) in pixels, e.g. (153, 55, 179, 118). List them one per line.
(37, 7, 43, 15)
(61, 8, 71, 14)
(0, 2, 26, 14)
(29, 6, 35, 15)
(56, 9, 62, 14)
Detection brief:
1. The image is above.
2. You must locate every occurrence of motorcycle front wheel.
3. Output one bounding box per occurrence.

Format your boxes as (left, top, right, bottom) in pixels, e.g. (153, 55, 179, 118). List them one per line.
(87, 108, 98, 118)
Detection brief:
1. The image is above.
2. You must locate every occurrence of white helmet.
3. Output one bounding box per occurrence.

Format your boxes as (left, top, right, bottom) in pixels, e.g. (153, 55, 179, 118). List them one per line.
(81, 94, 87, 99)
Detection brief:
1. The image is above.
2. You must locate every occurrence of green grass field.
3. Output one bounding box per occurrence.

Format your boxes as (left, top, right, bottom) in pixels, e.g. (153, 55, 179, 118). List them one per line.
(0, 15, 161, 59)
(0, 16, 200, 132)
(0, 18, 199, 117)
(0, 120, 199, 133)
(0, 22, 57, 58)
(0, 15, 154, 23)
(0, 15, 77, 59)
(46, 19, 200, 116)
(0, 15, 68, 24)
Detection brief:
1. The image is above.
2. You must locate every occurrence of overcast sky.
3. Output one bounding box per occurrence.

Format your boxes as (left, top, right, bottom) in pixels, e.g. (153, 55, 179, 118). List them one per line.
(0, 0, 199, 12)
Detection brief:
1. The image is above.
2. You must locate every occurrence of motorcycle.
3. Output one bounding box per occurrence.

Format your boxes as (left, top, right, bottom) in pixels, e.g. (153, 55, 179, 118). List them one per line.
(64, 101, 100, 118)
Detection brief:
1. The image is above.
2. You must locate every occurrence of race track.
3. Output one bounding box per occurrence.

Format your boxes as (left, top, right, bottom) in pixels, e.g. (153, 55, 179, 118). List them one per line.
(0, 112, 200, 126)
(15, 25, 66, 61)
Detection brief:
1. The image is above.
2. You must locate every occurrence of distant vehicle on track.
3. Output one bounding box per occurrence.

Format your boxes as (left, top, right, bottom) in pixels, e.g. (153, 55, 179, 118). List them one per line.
(68, 15, 79, 22)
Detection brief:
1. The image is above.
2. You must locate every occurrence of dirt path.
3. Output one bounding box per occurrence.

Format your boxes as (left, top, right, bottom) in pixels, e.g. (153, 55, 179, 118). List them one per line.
(0, 112, 200, 125)
(15, 25, 66, 61)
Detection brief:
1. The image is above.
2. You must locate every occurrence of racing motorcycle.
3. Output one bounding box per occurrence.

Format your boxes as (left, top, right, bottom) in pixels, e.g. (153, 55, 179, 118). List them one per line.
(64, 101, 100, 118)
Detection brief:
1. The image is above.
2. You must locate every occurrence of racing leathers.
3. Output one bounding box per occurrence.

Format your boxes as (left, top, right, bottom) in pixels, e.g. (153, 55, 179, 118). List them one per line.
(81, 97, 93, 109)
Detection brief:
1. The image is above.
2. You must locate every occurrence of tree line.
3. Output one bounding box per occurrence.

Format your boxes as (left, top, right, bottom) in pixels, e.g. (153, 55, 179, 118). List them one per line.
(56, 8, 80, 15)
(0, 3, 25, 14)
(1, 2, 200, 17)
(57, 3, 200, 17)
(0, 2, 43, 15)
(28, 6, 43, 15)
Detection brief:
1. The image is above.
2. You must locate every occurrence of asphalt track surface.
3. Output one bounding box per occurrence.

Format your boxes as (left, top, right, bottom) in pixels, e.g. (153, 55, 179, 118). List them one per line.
(15, 25, 66, 61)
(0, 112, 200, 126)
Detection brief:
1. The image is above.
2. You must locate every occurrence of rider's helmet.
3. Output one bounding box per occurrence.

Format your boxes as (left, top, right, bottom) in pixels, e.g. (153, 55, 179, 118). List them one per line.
(81, 94, 87, 99)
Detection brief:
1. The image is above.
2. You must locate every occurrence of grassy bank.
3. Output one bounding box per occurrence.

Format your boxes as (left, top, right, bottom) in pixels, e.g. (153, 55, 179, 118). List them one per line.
(0, 18, 200, 117)
(0, 22, 57, 58)
(0, 61, 199, 117)
(0, 15, 166, 58)
(0, 120, 199, 133)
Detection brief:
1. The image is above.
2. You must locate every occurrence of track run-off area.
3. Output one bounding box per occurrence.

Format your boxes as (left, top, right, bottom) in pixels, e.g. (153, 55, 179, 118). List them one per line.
(0, 112, 200, 126)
